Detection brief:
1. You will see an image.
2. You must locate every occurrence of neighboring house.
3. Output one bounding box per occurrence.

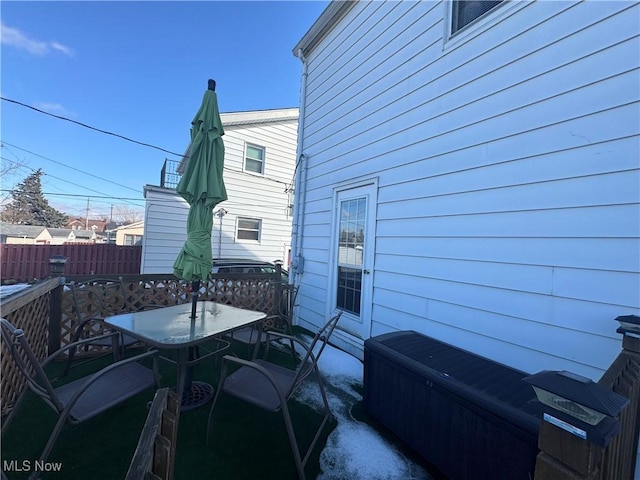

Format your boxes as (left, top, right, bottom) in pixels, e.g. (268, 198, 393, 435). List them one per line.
(0, 223, 52, 244)
(0, 223, 100, 244)
(114, 221, 144, 246)
(66, 217, 108, 232)
(141, 108, 298, 274)
(48, 228, 99, 244)
(291, 0, 639, 384)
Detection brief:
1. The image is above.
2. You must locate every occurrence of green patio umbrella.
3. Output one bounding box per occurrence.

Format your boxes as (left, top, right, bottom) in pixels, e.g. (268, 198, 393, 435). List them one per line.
(173, 79, 227, 319)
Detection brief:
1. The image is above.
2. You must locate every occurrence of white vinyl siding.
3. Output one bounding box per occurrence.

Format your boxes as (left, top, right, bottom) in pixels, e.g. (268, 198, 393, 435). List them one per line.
(294, 0, 640, 381)
(141, 110, 298, 273)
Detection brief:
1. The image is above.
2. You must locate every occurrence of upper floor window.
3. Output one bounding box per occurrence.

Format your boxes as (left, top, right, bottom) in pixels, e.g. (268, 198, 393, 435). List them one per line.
(451, 0, 503, 35)
(236, 217, 261, 242)
(244, 143, 265, 175)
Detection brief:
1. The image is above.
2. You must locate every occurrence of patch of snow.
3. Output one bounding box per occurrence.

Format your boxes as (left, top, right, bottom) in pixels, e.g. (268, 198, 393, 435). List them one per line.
(281, 334, 431, 480)
(0, 283, 30, 300)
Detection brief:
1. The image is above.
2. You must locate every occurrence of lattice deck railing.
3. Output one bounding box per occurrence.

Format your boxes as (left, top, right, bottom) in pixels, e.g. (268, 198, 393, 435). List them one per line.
(1, 272, 285, 421)
(1, 277, 61, 420)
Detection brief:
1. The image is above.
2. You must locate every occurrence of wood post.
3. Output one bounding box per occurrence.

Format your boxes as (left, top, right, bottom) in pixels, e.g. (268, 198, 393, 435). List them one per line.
(535, 324, 640, 480)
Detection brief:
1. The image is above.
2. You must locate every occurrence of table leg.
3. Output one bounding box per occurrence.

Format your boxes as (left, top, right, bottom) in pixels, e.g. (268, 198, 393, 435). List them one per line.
(176, 347, 215, 412)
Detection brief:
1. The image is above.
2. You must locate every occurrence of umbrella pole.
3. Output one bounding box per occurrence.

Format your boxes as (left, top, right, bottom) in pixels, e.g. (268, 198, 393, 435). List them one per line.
(191, 280, 200, 320)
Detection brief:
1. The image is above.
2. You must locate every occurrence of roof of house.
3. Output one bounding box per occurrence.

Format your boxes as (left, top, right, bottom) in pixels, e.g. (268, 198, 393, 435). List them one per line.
(293, 1, 357, 58)
(114, 221, 144, 231)
(177, 107, 299, 173)
(66, 216, 109, 231)
(49, 228, 96, 239)
(0, 223, 48, 238)
(47, 228, 72, 237)
(220, 108, 299, 127)
(71, 230, 97, 239)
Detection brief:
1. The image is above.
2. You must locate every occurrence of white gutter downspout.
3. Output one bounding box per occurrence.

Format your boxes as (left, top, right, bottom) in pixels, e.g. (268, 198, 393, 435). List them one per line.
(291, 48, 309, 288)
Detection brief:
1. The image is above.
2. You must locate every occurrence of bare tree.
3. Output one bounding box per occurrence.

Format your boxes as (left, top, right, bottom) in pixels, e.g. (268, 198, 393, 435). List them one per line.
(0, 154, 28, 206)
(111, 205, 144, 224)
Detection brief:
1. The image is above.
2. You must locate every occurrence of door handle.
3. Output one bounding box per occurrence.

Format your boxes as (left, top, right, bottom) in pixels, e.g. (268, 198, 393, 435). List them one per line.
(363, 269, 371, 275)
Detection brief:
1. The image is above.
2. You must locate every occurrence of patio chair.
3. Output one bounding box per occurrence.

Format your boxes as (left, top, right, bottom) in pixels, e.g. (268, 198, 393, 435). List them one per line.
(1, 318, 159, 477)
(229, 284, 299, 359)
(207, 312, 342, 480)
(63, 277, 142, 376)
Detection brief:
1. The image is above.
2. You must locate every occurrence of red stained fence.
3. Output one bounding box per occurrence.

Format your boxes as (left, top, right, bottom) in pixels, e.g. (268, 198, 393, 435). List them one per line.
(0, 244, 142, 283)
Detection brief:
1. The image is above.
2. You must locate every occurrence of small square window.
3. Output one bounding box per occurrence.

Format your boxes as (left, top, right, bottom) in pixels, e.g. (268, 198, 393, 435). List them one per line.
(245, 144, 265, 174)
(237, 217, 261, 241)
(451, 0, 503, 35)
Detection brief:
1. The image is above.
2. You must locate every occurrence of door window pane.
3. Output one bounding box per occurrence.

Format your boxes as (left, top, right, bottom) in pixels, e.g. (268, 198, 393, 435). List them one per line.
(336, 267, 362, 315)
(336, 197, 366, 315)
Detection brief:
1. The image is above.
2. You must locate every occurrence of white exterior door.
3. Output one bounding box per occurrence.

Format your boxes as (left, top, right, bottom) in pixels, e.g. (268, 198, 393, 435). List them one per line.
(329, 183, 376, 339)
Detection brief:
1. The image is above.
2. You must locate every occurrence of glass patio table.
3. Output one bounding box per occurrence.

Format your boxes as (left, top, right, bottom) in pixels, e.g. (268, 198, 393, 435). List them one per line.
(104, 301, 266, 410)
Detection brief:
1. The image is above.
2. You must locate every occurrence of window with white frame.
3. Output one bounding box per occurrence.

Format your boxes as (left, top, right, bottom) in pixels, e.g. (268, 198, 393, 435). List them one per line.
(124, 234, 143, 246)
(451, 0, 503, 35)
(244, 144, 265, 174)
(236, 217, 261, 241)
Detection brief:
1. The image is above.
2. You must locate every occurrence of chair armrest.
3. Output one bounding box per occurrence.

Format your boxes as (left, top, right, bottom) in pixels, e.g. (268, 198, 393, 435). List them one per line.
(71, 316, 110, 342)
(262, 331, 309, 351)
(42, 332, 120, 368)
(221, 354, 263, 370)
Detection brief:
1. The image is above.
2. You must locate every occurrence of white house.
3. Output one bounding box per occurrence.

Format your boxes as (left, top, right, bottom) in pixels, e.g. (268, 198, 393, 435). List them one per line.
(113, 220, 144, 246)
(290, 0, 640, 382)
(0, 223, 51, 244)
(141, 108, 298, 274)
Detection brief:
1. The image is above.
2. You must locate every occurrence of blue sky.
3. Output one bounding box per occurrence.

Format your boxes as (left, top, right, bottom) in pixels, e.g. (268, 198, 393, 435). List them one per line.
(1, 1, 328, 221)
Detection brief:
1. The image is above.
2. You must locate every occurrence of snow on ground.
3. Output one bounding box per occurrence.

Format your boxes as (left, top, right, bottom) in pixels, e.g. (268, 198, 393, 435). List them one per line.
(274, 334, 431, 480)
(0, 283, 30, 301)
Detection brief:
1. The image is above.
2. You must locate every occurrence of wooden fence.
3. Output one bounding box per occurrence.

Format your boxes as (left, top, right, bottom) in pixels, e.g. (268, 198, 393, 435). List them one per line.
(0, 244, 142, 283)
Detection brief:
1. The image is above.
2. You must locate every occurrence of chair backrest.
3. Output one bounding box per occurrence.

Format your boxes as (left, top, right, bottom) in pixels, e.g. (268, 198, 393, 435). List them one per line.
(69, 277, 127, 322)
(0, 318, 64, 413)
(280, 284, 299, 319)
(291, 312, 342, 393)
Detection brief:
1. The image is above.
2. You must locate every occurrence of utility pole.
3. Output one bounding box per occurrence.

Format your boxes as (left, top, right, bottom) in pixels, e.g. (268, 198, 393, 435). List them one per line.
(85, 197, 89, 229)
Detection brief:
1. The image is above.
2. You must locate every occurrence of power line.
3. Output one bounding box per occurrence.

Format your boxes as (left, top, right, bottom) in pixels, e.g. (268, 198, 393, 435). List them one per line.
(0, 158, 144, 208)
(1, 142, 140, 193)
(1, 96, 185, 157)
(4, 138, 291, 195)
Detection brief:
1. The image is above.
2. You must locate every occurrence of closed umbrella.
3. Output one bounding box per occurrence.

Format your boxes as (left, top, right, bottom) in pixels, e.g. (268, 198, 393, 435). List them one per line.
(173, 79, 227, 319)
(171, 79, 227, 410)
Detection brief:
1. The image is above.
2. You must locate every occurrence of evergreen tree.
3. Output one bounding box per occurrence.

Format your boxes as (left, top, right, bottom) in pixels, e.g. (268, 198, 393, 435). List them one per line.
(1, 169, 68, 227)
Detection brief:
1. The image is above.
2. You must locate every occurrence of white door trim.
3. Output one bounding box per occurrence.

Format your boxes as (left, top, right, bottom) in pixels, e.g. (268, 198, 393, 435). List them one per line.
(327, 178, 378, 340)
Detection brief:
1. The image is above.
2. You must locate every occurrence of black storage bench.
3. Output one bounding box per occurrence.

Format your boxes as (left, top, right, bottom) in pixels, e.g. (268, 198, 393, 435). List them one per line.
(364, 331, 540, 480)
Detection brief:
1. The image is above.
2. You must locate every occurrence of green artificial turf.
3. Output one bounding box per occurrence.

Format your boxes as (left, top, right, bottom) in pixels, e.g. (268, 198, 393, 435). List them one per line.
(1, 336, 335, 480)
